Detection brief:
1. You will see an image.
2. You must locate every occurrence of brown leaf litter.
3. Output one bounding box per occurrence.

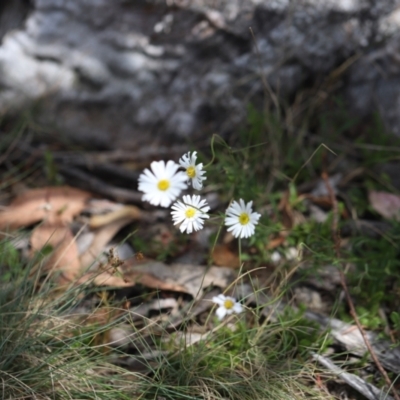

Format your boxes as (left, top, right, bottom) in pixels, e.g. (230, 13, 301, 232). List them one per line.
(0, 186, 91, 229)
(0, 186, 197, 293)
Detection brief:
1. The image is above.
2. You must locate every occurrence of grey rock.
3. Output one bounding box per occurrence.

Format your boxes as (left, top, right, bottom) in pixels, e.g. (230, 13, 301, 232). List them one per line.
(347, 33, 400, 135)
(0, 0, 400, 148)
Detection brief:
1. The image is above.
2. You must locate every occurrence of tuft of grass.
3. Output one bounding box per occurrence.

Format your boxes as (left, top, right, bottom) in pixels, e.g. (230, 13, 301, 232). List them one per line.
(0, 236, 134, 399)
(137, 313, 331, 400)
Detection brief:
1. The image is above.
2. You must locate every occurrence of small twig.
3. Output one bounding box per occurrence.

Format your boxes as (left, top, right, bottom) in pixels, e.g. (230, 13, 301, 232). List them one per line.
(249, 27, 282, 195)
(322, 171, 400, 400)
(312, 352, 394, 400)
(249, 27, 280, 111)
(0, 133, 23, 165)
(58, 164, 142, 203)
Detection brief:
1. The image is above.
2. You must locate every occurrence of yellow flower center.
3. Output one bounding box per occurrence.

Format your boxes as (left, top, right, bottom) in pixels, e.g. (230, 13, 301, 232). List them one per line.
(239, 213, 250, 225)
(157, 179, 170, 191)
(185, 207, 196, 218)
(224, 299, 234, 309)
(186, 166, 196, 178)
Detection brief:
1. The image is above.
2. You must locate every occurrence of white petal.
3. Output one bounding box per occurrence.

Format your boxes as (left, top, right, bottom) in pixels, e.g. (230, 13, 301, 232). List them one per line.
(225, 216, 239, 226)
(193, 180, 202, 190)
(161, 197, 172, 208)
(226, 203, 241, 216)
(165, 160, 179, 176)
(181, 221, 191, 233)
(212, 295, 225, 305)
(190, 195, 199, 206)
(182, 194, 191, 204)
(151, 160, 164, 177)
(233, 303, 243, 314)
(239, 199, 247, 210)
(226, 224, 239, 237)
(216, 306, 227, 320)
(245, 200, 253, 214)
(139, 169, 156, 184)
(194, 220, 204, 231)
(172, 215, 185, 225)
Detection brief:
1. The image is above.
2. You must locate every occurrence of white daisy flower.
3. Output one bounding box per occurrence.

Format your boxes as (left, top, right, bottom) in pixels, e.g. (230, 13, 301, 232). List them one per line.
(224, 199, 261, 239)
(212, 294, 243, 320)
(179, 151, 207, 190)
(138, 160, 187, 208)
(171, 194, 210, 234)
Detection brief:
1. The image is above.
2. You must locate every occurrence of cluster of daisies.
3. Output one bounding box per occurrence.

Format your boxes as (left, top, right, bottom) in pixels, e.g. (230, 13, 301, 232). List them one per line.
(138, 151, 261, 239)
(137, 151, 261, 319)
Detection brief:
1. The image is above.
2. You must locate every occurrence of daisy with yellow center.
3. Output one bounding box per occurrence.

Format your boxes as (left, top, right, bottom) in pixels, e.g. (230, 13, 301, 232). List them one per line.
(212, 294, 243, 320)
(224, 199, 261, 239)
(138, 160, 187, 208)
(179, 151, 207, 190)
(171, 194, 210, 233)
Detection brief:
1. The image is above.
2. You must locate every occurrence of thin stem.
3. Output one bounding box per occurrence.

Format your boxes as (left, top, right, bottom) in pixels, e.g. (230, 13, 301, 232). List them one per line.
(203, 134, 230, 169)
(238, 238, 242, 266)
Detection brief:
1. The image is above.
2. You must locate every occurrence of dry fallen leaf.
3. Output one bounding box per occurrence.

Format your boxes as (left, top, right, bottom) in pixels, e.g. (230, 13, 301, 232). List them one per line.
(278, 191, 295, 229)
(369, 190, 400, 221)
(0, 186, 92, 230)
(30, 198, 140, 286)
(211, 244, 240, 268)
(266, 236, 286, 250)
(128, 260, 235, 298)
(79, 217, 136, 269)
(79, 268, 187, 293)
(30, 223, 81, 284)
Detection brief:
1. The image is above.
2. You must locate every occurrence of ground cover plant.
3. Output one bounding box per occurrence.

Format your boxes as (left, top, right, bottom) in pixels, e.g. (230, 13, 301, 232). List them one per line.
(1, 93, 400, 400)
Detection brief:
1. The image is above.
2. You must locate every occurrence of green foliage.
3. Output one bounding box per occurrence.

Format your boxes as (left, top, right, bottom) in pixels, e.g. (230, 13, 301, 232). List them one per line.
(350, 225, 400, 304)
(0, 239, 24, 282)
(263, 306, 331, 357)
(391, 312, 400, 334)
(355, 306, 384, 331)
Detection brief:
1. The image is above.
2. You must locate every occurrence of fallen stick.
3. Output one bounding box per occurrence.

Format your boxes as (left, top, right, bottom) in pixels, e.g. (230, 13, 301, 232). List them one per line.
(311, 352, 394, 400)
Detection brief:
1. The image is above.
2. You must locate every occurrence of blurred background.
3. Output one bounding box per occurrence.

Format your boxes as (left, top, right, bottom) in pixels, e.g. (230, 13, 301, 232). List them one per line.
(1, 0, 400, 149)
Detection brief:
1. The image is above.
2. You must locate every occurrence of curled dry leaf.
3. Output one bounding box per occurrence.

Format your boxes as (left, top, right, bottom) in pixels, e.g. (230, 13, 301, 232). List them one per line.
(79, 269, 187, 293)
(369, 190, 400, 221)
(2, 186, 92, 285)
(77, 210, 150, 288)
(79, 217, 136, 269)
(0, 186, 92, 230)
(89, 205, 141, 229)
